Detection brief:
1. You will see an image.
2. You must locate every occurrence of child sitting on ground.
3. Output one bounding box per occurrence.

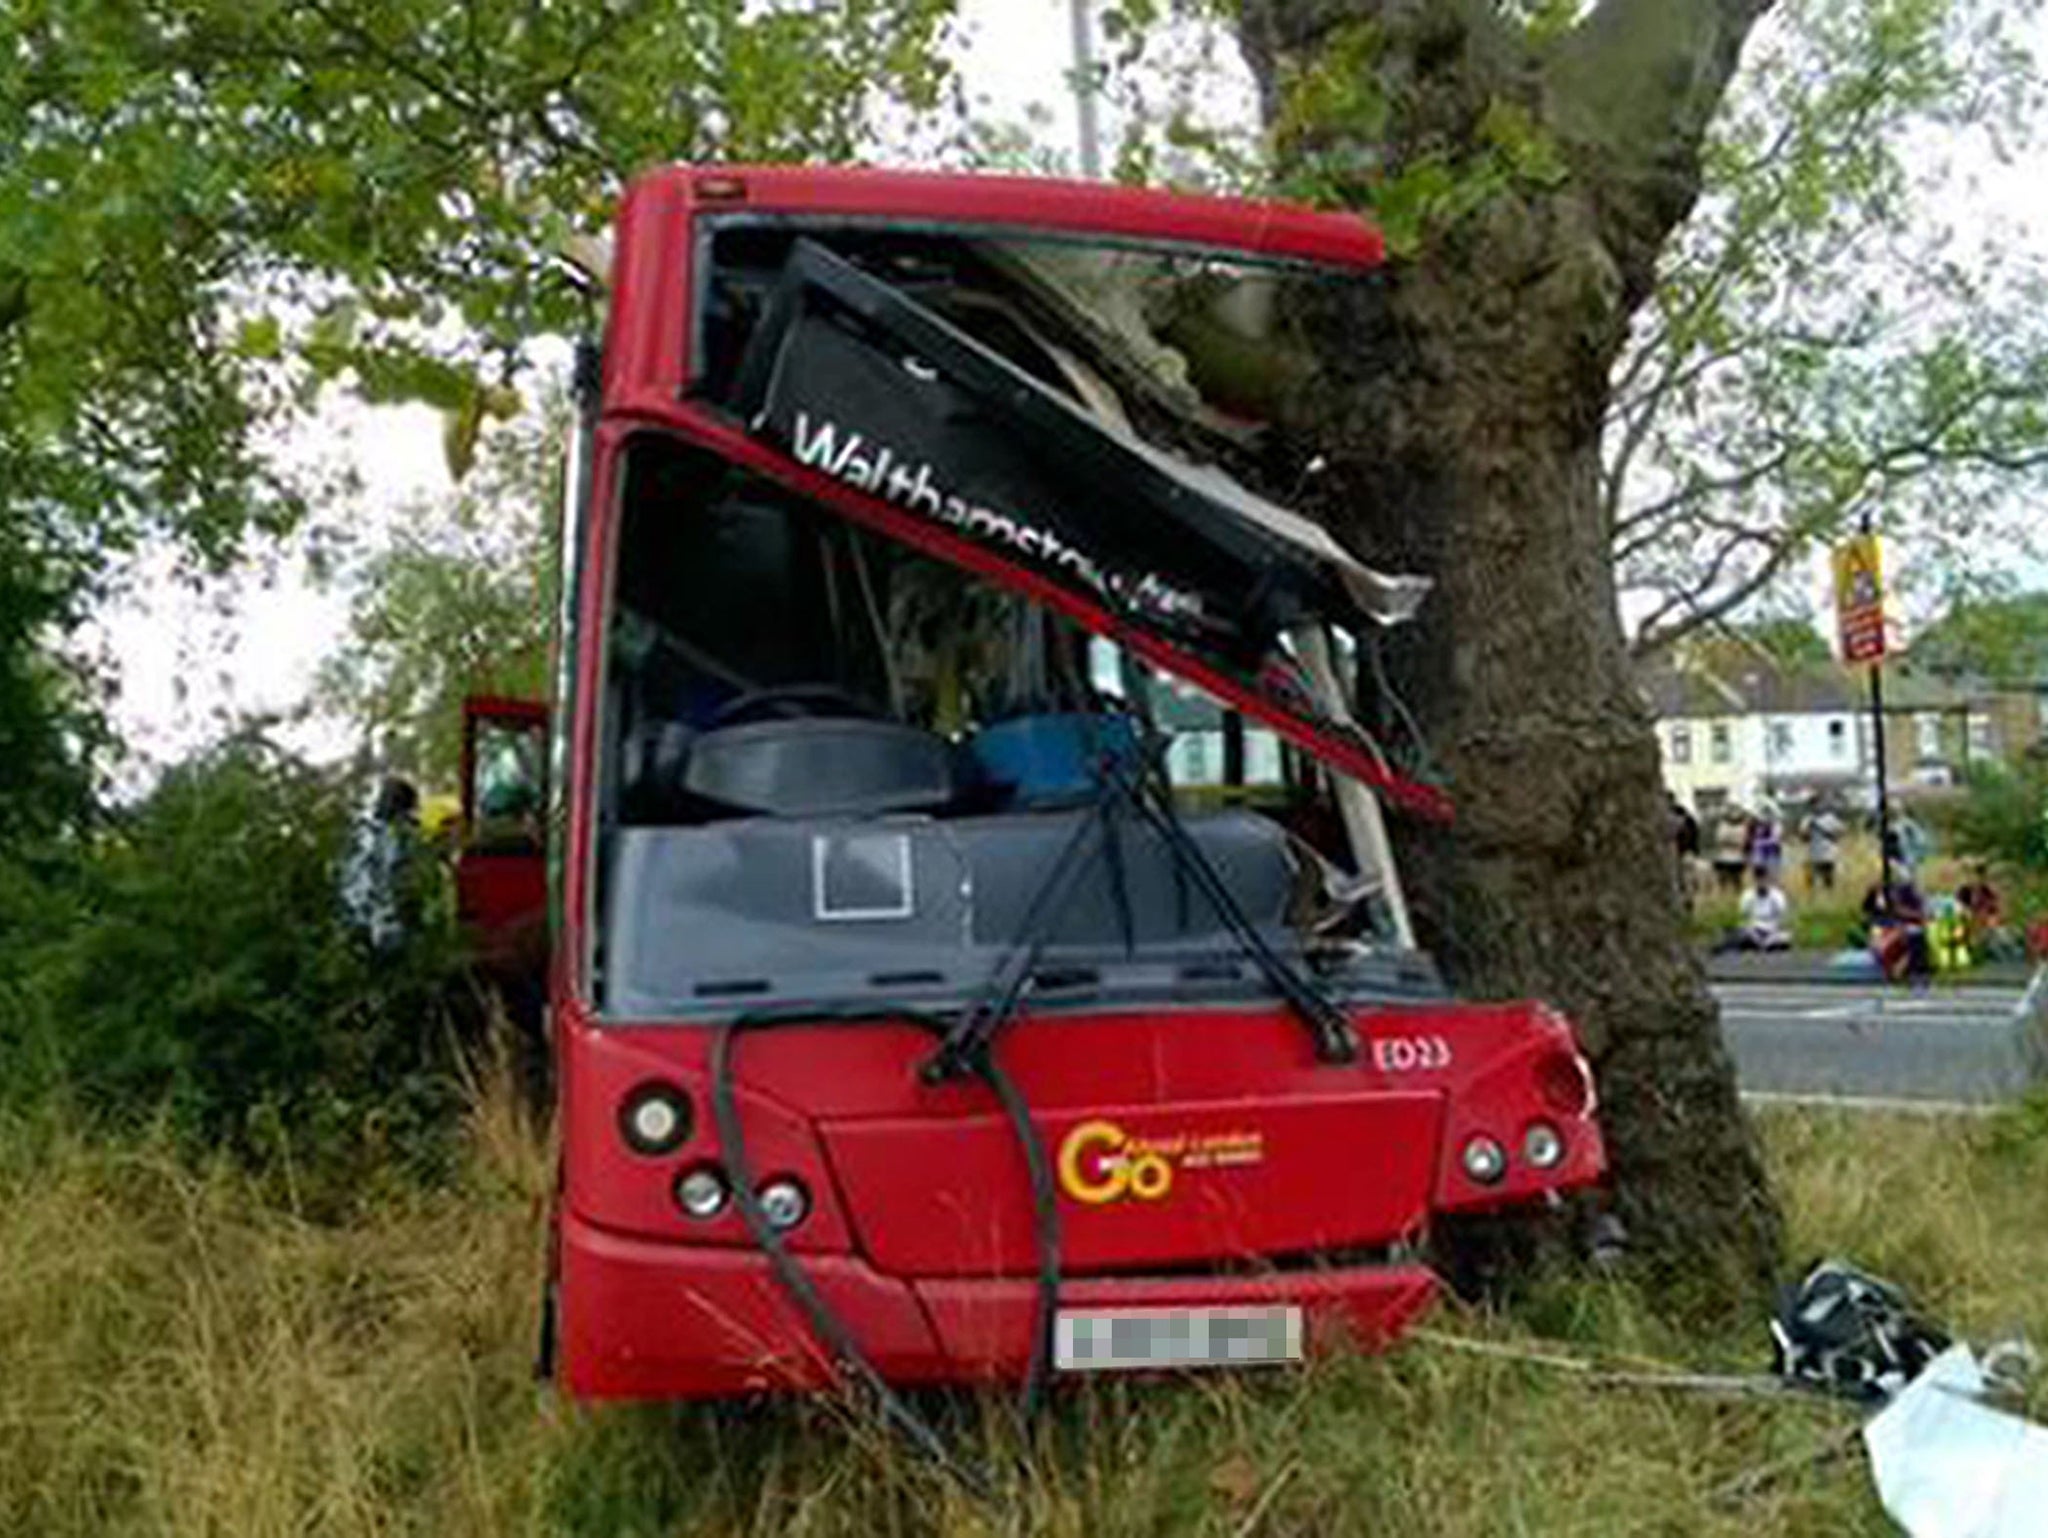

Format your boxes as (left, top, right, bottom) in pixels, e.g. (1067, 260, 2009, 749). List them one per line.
(1862, 877, 1933, 985)
(1717, 866, 1793, 953)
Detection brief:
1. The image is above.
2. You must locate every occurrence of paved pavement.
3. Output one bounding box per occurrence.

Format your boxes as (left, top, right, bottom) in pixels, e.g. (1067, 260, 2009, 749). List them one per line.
(1715, 979, 2041, 1108)
(1707, 952, 2039, 989)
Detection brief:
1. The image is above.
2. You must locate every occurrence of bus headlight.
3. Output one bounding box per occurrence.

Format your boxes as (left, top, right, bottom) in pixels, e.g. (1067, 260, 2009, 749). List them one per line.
(619, 1082, 692, 1156)
(758, 1178, 811, 1231)
(1524, 1122, 1566, 1170)
(674, 1166, 729, 1220)
(1461, 1135, 1507, 1186)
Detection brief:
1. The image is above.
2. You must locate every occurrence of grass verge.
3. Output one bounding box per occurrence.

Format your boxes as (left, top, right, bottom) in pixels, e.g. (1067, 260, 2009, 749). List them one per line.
(1691, 830, 2048, 955)
(5, 1064, 2044, 1537)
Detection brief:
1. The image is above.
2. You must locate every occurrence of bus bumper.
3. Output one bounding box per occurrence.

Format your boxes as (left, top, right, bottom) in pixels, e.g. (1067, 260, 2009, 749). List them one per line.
(558, 1209, 1439, 1400)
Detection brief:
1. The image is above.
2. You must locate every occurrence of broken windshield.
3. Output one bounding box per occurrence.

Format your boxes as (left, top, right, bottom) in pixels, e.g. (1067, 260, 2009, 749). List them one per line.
(592, 432, 1438, 1023)
(696, 222, 1427, 632)
(584, 213, 1453, 1021)
(678, 219, 1448, 822)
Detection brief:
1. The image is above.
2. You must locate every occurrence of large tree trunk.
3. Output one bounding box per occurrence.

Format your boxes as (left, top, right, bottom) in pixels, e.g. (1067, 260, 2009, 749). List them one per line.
(1239, 0, 1782, 1293)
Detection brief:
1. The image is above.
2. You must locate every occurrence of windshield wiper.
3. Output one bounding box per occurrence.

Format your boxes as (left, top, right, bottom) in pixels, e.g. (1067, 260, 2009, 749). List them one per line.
(922, 754, 1357, 1084)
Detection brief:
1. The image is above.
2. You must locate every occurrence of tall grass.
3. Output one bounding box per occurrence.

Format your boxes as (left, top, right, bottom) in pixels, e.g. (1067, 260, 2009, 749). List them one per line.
(1691, 831, 1982, 951)
(5, 1053, 2044, 1537)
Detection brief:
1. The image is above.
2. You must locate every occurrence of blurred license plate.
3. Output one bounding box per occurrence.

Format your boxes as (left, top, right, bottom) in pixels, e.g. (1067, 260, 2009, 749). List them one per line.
(1054, 1306, 1303, 1373)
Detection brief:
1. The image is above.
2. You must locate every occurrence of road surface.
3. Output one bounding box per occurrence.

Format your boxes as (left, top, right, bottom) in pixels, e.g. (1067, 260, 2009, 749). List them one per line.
(1715, 980, 2041, 1108)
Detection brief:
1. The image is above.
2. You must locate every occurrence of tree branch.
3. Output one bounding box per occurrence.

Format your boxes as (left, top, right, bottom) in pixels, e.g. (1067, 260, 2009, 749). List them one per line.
(1237, 0, 1520, 151)
(1603, 338, 1760, 531)
(1629, 520, 1799, 657)
(1625, 385, 2048, 656)
(1547, 0, 1778, 296)
(1612, 440, 1795, 552)
(294, 0, 494, 125)
(1603, 114, 1803, 425)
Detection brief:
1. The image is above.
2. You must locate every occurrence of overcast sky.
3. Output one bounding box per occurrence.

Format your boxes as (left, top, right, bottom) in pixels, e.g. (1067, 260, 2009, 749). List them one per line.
(90, 0, 1110, 778)
(91, 1, 2048, 778)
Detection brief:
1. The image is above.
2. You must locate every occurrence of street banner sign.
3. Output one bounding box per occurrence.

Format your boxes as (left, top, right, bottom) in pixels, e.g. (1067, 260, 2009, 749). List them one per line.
(1832, 533, 1889, 664)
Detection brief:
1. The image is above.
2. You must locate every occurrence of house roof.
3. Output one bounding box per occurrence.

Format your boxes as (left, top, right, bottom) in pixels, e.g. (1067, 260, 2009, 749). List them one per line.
(1878, 663, 1979, 713)
(1729, 665, 1860, 714)
(1639, 655, 1977, 720)
(1640, 666, 1746, 719)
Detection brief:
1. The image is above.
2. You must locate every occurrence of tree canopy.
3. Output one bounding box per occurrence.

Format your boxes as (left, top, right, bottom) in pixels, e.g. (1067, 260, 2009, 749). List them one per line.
(312, 389, 563, 788)
(1722, 613, 1835, 666)
(1608, 0, 2048, 654)
(1099, 0, 2047, 656)
(1911, 589, 2048, 680)
(0, 0, 955, 833)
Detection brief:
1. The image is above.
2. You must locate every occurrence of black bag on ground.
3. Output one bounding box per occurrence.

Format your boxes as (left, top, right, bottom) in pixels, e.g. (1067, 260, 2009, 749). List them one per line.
(1770, 1258, 1950, 1403)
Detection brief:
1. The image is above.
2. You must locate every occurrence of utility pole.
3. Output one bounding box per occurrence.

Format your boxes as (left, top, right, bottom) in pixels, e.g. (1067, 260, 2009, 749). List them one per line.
(1069, 0, 1103, 177)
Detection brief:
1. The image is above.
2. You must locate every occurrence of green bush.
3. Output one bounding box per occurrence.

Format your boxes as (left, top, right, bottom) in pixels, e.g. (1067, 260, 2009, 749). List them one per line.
(1943, 761, 2048, 874)
(0, 734, 471, 1199)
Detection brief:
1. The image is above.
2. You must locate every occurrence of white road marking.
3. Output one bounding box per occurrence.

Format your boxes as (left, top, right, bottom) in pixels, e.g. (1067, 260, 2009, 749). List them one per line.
(1718, 996, 2021, 1027)
(1719, 1012, 2017, 1032)
(1741, 1091, 1999, 1117)
(1716, 984, 2024, 999)
(1717, 993, 2023, 1011)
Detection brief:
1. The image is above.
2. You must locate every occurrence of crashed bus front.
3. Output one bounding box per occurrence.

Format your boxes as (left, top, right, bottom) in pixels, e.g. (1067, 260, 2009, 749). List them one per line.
(547, 166, 1605, 1399)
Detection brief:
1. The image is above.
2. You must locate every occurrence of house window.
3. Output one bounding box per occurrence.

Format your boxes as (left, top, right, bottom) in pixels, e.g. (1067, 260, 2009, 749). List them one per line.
(1969, 714, 1995, 757)
(1710, 723, 1732, 764)
(1768, 721, 1793, 759)
(1670, 724, 1693, 765)
(1827, 719, 1849, 759)
(1915, 712, 1942, 760)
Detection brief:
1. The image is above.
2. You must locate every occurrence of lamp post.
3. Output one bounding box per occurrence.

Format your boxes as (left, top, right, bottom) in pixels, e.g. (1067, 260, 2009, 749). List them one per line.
(1069, 0, 1102, 177)
(1862, 507, 1895, 898)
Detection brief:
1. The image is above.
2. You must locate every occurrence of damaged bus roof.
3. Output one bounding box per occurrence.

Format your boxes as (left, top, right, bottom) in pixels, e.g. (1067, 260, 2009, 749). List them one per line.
(600, 165, 1451, 822)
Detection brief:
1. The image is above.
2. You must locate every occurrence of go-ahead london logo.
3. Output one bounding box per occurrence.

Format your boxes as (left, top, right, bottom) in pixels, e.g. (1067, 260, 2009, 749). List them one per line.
(1056, 1119, 1266, 1206)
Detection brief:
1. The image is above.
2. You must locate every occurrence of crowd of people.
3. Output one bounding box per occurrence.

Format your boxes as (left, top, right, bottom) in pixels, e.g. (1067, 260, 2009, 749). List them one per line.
(1667, 793, 2026, 983)
(1669, 796, 1889, 900)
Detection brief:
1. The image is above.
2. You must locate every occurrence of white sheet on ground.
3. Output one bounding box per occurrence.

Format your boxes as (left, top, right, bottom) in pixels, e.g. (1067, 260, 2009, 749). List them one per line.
(1864, 1345, 2048, 1537)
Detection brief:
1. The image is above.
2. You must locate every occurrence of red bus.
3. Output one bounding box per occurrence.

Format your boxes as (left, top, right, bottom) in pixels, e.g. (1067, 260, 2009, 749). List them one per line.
(544, 165, 1605, 1400)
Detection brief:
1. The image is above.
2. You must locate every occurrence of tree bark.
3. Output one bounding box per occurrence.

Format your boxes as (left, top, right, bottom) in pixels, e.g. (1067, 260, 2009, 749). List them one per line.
(1239, 0, 1782, 1295)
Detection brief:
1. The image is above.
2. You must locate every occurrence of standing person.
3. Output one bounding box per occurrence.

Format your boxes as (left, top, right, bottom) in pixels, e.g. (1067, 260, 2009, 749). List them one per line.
(1805, 802, 1843, 892)
(1669, 792, 1701, 860)
(340, 775, 422, 954)
(1895, 807, 1931, 877)
(1712, 811, 1749, 894)
(1753, 806, 1785, 880)
(1669, 793, 1701, 903)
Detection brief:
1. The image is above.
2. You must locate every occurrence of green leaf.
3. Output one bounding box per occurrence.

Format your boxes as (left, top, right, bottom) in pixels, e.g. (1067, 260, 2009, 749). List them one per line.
(233, 315, 284, 362)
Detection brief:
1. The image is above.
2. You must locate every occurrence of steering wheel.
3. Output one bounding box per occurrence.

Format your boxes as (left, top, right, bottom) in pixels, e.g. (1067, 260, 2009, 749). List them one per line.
(708, 682, 881, 728)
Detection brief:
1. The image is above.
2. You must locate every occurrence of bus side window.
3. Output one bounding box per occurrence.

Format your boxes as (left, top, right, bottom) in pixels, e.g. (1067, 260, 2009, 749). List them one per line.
(472, 719, 547, 852)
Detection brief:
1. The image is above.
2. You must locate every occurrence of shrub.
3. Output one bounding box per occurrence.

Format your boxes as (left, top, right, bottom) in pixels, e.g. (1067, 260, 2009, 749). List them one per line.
(1942, 761, 2048, 874)
(0, 733, 471, 1198)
